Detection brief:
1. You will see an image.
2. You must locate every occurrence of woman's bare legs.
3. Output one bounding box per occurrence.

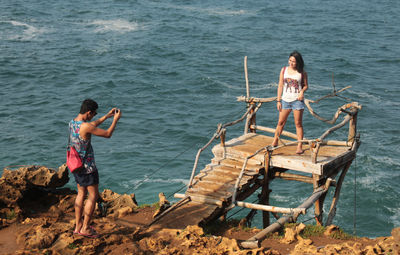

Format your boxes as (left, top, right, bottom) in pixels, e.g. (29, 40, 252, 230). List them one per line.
(293, 109, 304, 154)
(272, 109, 292, 147)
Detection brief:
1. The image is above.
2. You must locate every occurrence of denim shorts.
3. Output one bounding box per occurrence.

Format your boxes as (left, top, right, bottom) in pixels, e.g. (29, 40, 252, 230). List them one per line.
(73, 170, 99, 187)
(282, 99, 305, 110)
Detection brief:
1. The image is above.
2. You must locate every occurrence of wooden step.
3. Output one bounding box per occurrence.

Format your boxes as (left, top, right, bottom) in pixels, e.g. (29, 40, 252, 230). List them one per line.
(190, 179, 256, 196)
(193, 174, 255, 188)
(211, 157, 262, 171)
(186, 189, 231, 201)
(202, 164, 259, 176)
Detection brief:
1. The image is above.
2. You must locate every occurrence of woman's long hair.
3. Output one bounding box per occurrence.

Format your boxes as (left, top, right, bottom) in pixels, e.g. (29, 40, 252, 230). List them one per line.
(290, 51, 305, 73)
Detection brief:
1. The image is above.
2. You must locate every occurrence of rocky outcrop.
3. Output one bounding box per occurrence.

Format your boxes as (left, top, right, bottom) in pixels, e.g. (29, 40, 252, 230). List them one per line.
(0, 165, 69, 225)
(1, 165, 399, 255)
(100, 189, 138, 218)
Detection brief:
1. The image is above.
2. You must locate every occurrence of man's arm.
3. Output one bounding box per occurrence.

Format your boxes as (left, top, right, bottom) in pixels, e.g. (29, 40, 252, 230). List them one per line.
(81, 109, 122, 139)
(91, 108, 117, 127)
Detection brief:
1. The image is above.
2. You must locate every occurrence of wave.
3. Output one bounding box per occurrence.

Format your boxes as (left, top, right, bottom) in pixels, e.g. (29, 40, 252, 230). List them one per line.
(2, 20, 47, 41)
(158, 3, 253, 16)
(90, 19, 139, 33)
(120, 177, 188, 190)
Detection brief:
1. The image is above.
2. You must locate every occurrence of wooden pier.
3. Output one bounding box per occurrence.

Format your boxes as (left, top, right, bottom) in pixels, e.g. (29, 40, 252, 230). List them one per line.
(149, 57, 361, 248)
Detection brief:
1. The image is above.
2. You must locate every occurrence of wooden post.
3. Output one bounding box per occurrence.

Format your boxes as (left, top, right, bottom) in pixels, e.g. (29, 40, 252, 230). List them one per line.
(249, 102, 256, 133)
(220, 128, 226, 147)
(326, 160, 353, 226)
(261, 151, 271, 228)
(348, 111, 358, 144)
(312, 174, 323, 225)
(244, 56, 250, 99)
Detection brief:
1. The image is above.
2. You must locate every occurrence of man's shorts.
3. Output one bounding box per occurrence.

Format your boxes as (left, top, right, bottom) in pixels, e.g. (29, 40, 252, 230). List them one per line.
(282, 99, 305, 110)
(73, 170, 99, 187)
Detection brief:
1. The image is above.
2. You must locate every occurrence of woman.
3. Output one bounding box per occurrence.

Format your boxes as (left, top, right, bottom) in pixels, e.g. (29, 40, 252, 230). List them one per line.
(271, 51, 308, 154)
(69, 99, 121, 237)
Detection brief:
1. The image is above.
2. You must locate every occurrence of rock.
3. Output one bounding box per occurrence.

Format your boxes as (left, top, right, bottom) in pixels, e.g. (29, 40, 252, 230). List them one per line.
(0, 165, 70, 222)
(2, 165, 69, 189)
(280, 223, 306, 244)
(280, 227, 297, 244)
(392, 227, 400, 254)
(17, 225, 57, 250)
(324, 224, 339, 236)
(153, 192, 171, 218)
(101, 189, 137, 217)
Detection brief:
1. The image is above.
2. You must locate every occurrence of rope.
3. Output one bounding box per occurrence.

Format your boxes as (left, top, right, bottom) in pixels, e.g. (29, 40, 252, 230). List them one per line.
(353, 155, 357, 236)
(123, 141, 199, 195)
(122, 106, 247, 197)
(227, 198, 259, 220)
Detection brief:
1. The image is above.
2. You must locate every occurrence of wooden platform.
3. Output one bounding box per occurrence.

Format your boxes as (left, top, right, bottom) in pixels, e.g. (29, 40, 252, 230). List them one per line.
(212, 133, 355, 176)
(152, 132, 356, 229)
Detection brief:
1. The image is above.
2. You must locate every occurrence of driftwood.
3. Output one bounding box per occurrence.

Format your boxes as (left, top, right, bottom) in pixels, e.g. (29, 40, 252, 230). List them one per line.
(244, 56, 250, 98)
(234, 201, 306, 215)
(241, 186, 329, 249)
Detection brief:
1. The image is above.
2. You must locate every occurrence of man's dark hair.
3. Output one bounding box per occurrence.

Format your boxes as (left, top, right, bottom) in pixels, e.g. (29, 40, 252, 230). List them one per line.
(80, 99, 98, 114)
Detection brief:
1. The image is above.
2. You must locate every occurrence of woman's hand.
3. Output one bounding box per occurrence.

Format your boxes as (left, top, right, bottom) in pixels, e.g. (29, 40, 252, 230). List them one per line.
(298, 91, 304, 101)
(277, 101, 282, 111)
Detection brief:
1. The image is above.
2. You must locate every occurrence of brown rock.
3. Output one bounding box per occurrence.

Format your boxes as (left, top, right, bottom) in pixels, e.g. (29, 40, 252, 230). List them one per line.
(324, 224, 339, 236)
(280, 223, 306, 244)
(17, 225, 57, 250)
(0, 165, 70, 222)
(100, 189, 137, 217)
(280, 227, 297, 244)
(153, 192, 171, 218)
(392, 227, 400, 254)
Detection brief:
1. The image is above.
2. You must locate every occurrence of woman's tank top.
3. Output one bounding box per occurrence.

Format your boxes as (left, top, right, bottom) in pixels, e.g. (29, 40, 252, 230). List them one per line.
(281, 66, 303, 102)
(69, 120, 97, 174)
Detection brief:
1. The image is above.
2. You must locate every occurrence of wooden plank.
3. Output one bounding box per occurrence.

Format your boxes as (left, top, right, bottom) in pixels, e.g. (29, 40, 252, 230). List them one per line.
(186, 189, 231, 201)
(211, 158, 262, 171)
(194, 171, 255, 184)
(201, 166, 259, 178)
(321, 150, 356, 176)
(151, 201, 218, 229)
(191, 179, 250, 192)
(269, 155, 322, 175)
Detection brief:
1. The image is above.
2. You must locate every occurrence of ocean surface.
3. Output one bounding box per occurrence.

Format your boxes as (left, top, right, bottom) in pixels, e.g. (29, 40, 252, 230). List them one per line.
(1, 0, 399, 238)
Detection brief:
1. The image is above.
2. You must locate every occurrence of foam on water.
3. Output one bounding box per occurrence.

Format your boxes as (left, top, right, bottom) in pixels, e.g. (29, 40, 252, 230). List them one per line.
(1, 20, 47, 41)
(89, 19, 140, 33)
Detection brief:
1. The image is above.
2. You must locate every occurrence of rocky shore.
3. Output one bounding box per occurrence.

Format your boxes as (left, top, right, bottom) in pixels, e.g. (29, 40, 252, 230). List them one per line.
(0, 165, 398, 254)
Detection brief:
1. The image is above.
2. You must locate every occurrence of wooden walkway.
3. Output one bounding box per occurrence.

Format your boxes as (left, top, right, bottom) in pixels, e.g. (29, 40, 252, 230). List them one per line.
(150, 132, 356, 229)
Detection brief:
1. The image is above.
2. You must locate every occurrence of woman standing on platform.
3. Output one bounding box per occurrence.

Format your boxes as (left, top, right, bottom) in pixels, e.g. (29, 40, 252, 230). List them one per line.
(271, 51, 308, 154)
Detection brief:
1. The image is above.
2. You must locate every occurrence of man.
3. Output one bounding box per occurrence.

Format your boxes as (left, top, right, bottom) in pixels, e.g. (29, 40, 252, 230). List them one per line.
(69, 99, 121, 237)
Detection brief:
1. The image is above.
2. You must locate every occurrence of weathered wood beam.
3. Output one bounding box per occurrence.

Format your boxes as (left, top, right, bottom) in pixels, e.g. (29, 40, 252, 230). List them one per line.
(235, 201, 306, 215)
(261, 152, 271, 228)
(237, 96, 276, 103)
(174, 193, 224, 207)
(240, 186, 328, 249)
(325, 160, 353, 226)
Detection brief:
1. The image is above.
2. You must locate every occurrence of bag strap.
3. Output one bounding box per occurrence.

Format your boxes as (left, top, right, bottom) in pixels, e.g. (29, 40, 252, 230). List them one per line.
(68, 125, 90, 160)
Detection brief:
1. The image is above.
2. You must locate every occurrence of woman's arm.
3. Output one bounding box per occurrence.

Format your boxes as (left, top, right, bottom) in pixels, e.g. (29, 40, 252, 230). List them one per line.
(298, 72, 308, 101)
(276, 67, 284, 111)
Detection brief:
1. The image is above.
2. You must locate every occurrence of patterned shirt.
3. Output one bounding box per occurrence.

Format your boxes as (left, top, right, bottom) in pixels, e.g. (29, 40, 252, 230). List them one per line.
(282, 66, 303, 102)
(69, 120, 98, 174)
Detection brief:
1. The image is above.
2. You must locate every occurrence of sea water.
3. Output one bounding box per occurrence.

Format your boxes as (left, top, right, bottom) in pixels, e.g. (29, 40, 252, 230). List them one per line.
(1, 0, 399, 238)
